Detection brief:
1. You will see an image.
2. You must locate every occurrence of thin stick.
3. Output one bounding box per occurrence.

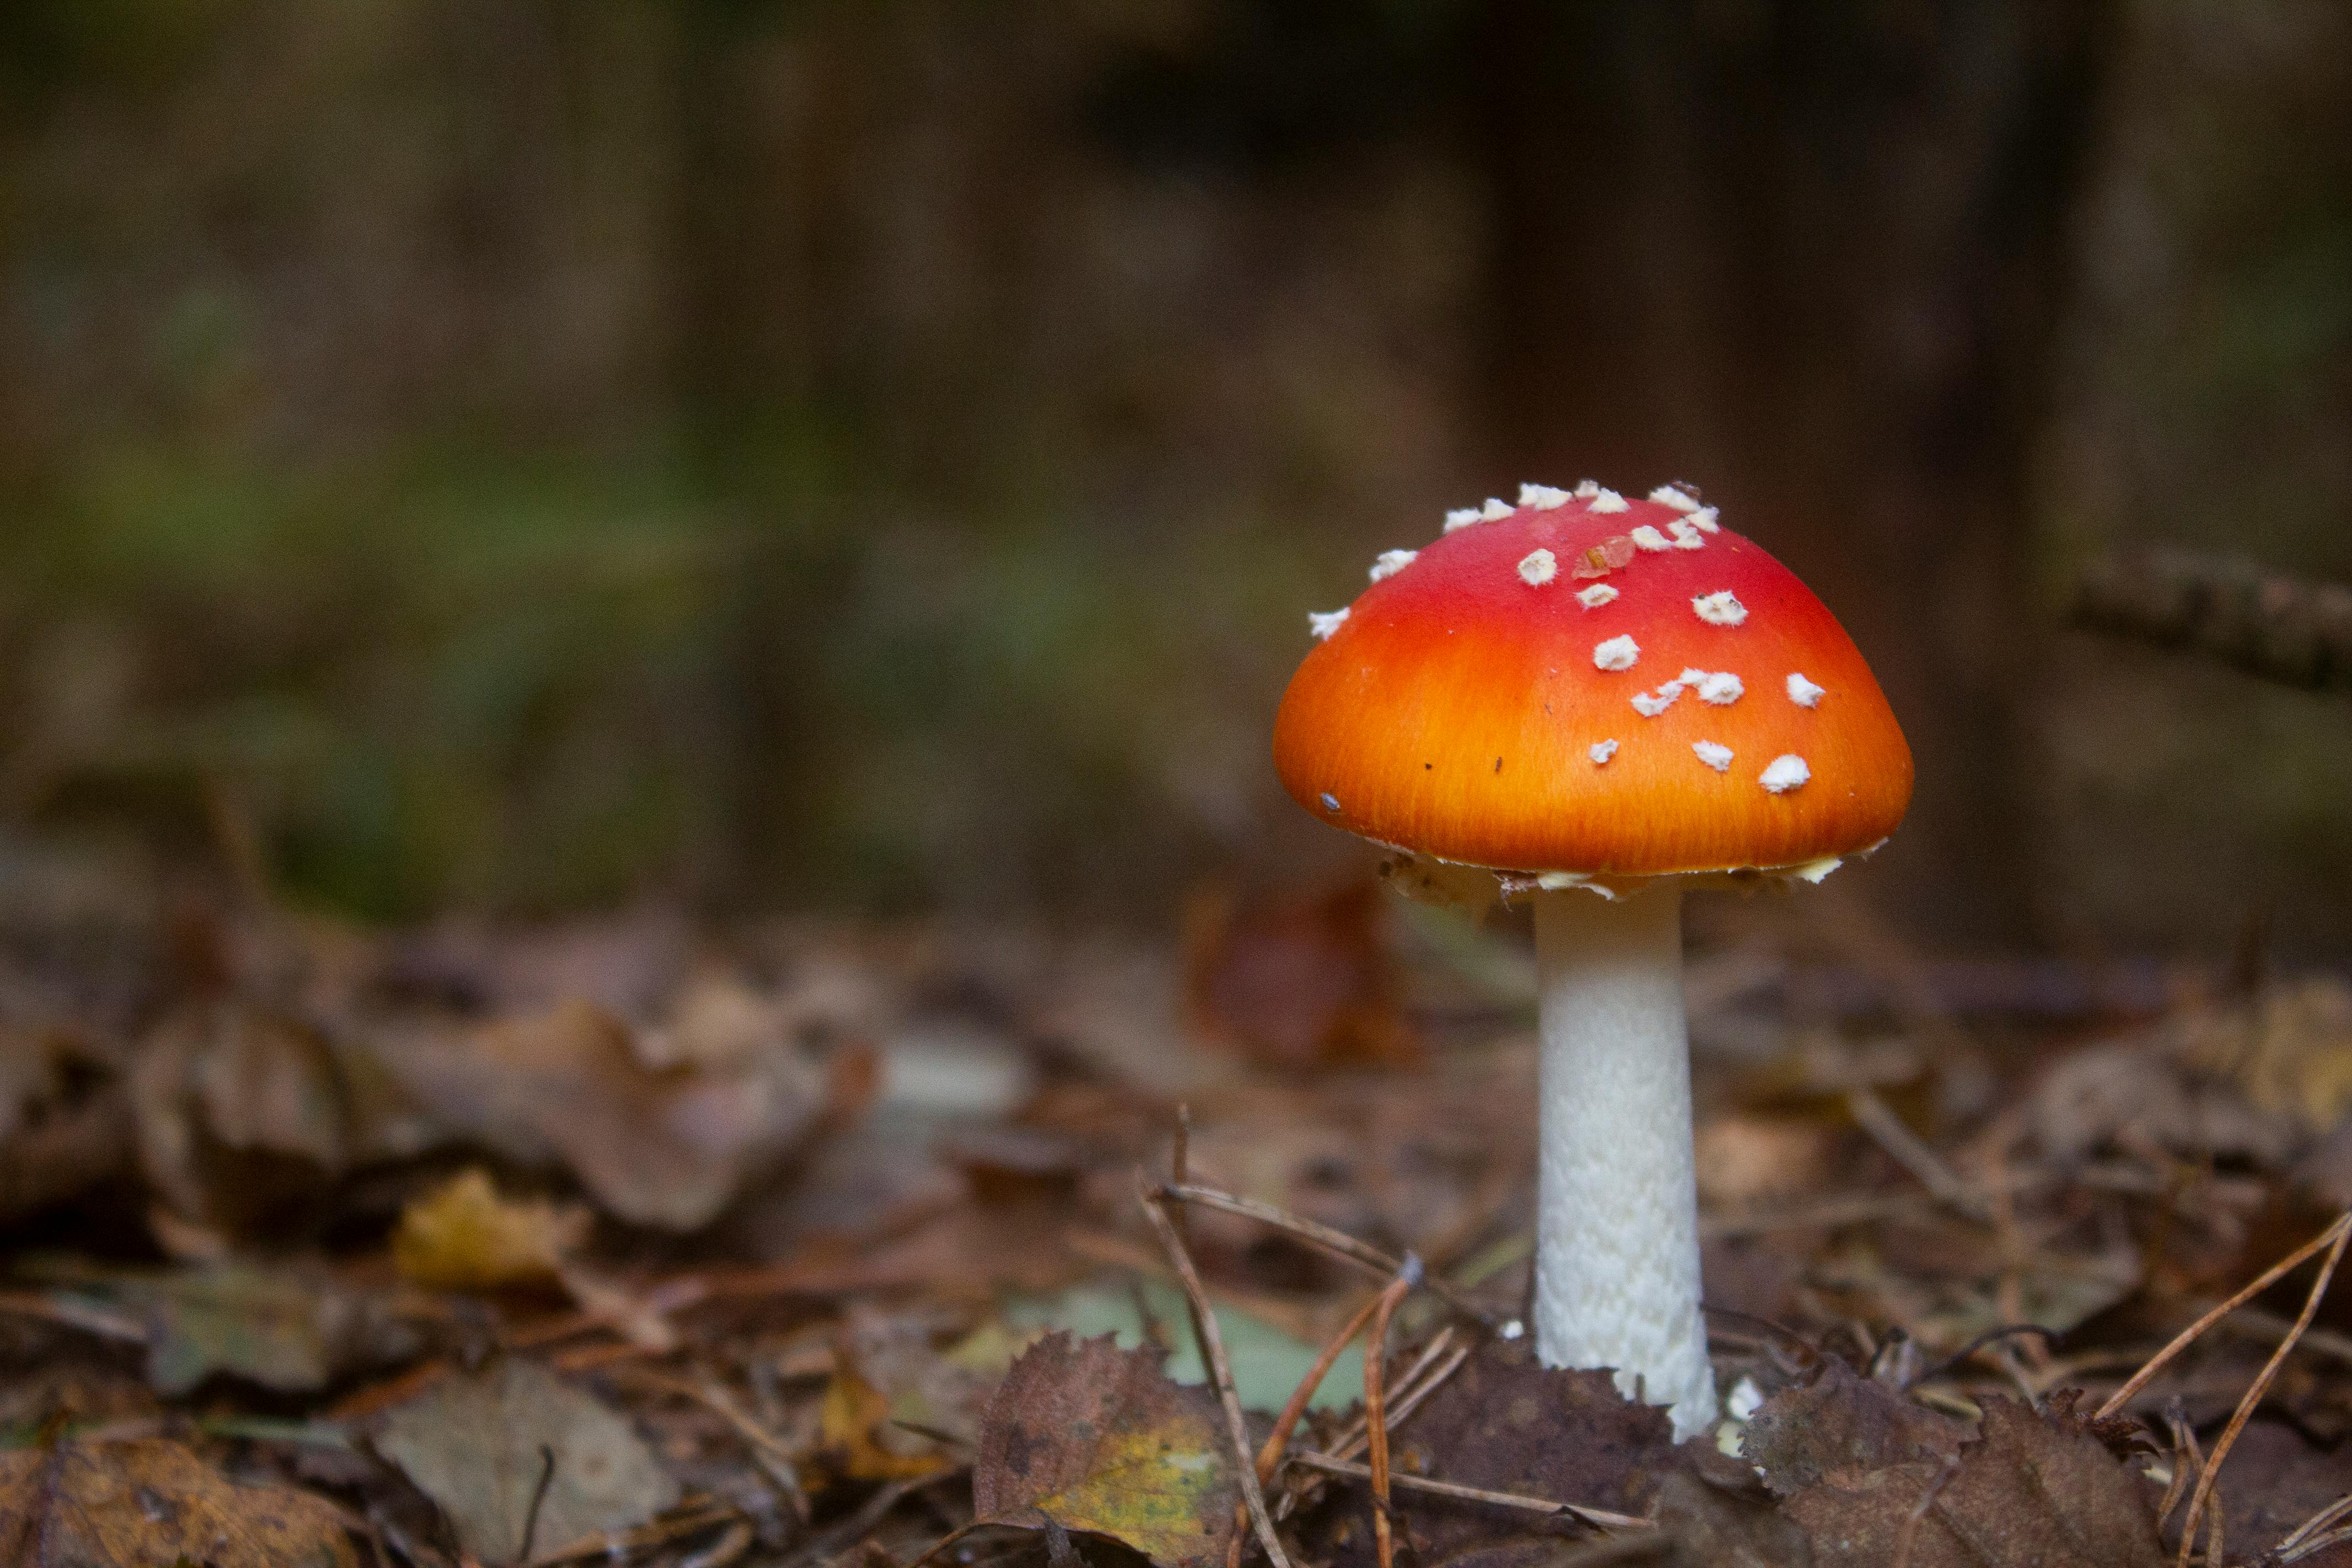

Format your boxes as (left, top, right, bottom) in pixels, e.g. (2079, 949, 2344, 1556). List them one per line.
(2173, 1216, 2352, 1566)
(1228, 1284, 1396, 1568)
(1283, 1452, 1648, 1533)
(1276, 1333, 1466, 1526)
(1137, 1178, 1294, 1568)
(1891, 1455, 1961, 1568)
(2154, 1400, 2197, 1527)
(2097, 1211, 2352, 1420)
(1847, 1088, 1990, 1221)
(1363, 1263, 1420, 1568)
(1157, 1182, 1500, 1327)
(2279, 1491, 2352, 1554)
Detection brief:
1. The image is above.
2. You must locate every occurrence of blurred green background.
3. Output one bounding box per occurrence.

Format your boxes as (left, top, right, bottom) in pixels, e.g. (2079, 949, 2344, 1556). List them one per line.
(0, 0, 2345, 953)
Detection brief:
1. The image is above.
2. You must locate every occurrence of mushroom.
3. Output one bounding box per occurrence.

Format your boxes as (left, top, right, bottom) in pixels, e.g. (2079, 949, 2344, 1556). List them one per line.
(1273, 487, 1911, 1439)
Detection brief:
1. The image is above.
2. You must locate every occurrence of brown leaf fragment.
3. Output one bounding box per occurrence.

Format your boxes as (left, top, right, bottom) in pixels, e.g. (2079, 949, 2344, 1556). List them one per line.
(1299, 1335, 1681, 1568)
(973, 1331, 1243, 1568)
(375, 996, 830, 1229)
(1784, 1397, 2164, 1568)
(0, 1436, 356, 1568)
(373, 1357, 679, 1562)
(1741, 1358, 1969, 1498)
(1651, 1472, 1812, 1567)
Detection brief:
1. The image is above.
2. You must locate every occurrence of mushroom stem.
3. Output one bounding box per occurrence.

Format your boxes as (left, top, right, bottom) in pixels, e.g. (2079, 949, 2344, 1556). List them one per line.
(1530, 884, 1717, 1440)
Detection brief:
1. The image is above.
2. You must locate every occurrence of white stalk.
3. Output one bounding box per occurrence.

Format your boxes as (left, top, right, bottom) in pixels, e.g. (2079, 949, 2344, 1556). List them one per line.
(1531, 884, 1717, 1440)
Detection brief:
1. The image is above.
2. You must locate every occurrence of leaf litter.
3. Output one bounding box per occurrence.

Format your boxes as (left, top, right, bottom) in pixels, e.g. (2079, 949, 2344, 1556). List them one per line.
(3, 882, 2352, 1564)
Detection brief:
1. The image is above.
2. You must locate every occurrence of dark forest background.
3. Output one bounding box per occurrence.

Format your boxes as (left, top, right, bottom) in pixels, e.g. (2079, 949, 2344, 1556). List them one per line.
(0, 0, 2345, 958)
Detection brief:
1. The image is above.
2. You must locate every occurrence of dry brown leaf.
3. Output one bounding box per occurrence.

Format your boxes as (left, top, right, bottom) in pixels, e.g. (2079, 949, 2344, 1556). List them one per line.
(972, 1331, 1243, 1568)
(1784, 1397, 2163, 1568)
(0, 1436, 356, 1567)
(813, 1311, 998, 1482)
(1302, 1335, 1682, 1568)
(1182, 880, 1416, 1069)
(1651, 1471, 1812, 1567)
(392, 1166, 589, 1289)
(373, 1357, 679, 1562)
(375, 996, 832, 1229)
(0, 1027, 132, 1224)
(129, 1003, 357, 1230)
(1741, 1358, 1970, 1498)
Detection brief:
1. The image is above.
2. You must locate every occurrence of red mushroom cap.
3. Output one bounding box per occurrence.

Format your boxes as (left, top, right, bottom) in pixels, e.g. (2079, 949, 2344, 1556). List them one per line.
(1274, 490, 1912, 877)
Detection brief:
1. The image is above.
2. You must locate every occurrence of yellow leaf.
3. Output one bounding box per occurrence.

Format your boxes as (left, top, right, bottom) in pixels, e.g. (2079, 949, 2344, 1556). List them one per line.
(393, 1168, 589, 1291)
(818, 1367, 951, 1482)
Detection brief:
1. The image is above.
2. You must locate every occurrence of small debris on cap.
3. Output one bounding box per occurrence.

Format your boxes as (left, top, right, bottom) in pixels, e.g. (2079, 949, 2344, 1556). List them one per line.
(1630, 525, 1673, 552)
(1370, 549, 1418, 582)
(1631, 682, 1684, 717)
(1480, 498, 1515, 520)
(1589, 488, 1629, 513)
(1576, 583, 1618, 609)
(1668, 519, 1708, 550)
(1574, 480, 1600, 498)
(1759, 754, 1810, 793)
(1589, 739, 1619, 765)
(1444, 507, 1484, 532)
(1649, 485, 1701, 513)
(1691, 590, 1747, 625)
(1574, 536, 1638, 577)
(1517, 549, 1558, 586)
(1692, 740, 1734, 771)
(1785, 672, 1825, 707)
(1592, 634, 1641, 671)
(1687, 507, 1721, 533)
(1308, 608, 1350, 641)
(1518, 483, 1571, 510)
(1320, 792, 1342, 813)
(1794, 856, 1842, 883)
(1536, 870, 1593, 890)
(1695, 671, 1744, 705)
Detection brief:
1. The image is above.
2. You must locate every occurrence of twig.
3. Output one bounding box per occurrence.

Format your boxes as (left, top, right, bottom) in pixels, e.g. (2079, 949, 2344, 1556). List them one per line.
(1282, 1452, 1648, 1533)
(2173, 1215, 2352, 1566)
(1892, 1455, 1962, 1568)
(518, 1445, 558, 1564)
(2279, 1491, 2352, 1556)
(1156, 1182, 1501, 1327)
(1363, 1262, 1420, 1568)
(1847, 1087, 1991, 1221)
(2073, 546, 2352, 694)
(1229, 1284, 1395, 1568)
(676, 1522, 755, 1568)
(1325, 1331, 1464, 1465)
(1137, 1177, 1294, 1568)
(2098, 1211, 2352, 1420)
(0, 1291, 148, 1343)
(778, 1476, 946, 1568)
(2154, 1400, 2197, 1528)
(522, 1500, 739, 1568)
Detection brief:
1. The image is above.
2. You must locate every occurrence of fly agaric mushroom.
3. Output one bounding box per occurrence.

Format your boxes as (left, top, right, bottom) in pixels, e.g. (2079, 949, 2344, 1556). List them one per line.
(1275, 483, 1910, 1439)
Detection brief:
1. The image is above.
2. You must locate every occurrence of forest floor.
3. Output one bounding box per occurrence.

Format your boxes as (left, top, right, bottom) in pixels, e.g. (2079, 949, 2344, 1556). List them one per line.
(3, 857, 2351, 1567)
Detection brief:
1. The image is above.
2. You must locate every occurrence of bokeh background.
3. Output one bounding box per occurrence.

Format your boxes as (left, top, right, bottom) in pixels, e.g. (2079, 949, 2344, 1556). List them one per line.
(0, 0, 2346, 957)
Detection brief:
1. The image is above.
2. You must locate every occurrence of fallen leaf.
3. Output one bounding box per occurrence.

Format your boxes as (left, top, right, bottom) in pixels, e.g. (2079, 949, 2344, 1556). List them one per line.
(54, 1261, 406, 1397)
(373, 997, 834, 1228)
(1182, 880, 1416, 1069)
(1650, 1471, 1812, 1567)
(0, 1026, 132, 1224)
(1784, 1397, 2163, 1567)
(393, 1166, 590, 1290)
(819, 1368, 954, 1482)
(1742, 1358, 1969, 1498)
(972, 1331, 1242, 1568)
(0, 1436, 356, 1567)
(1301, 1335, 1681, 1568)
(374, 1358, 679, 1562)
(129, 1003, 357, 1231)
